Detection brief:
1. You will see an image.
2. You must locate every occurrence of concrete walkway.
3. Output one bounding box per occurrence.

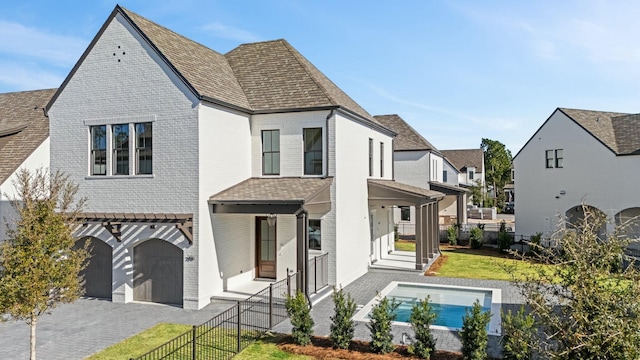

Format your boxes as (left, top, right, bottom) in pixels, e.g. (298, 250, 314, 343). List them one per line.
(273, 268, 524, 358)
(0, 298, 235, 360)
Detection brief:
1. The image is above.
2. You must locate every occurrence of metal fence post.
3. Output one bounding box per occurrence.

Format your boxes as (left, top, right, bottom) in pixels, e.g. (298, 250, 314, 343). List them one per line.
(237, 301, 241, 354)
(286, 268, 291, 296)
(191, 325, 197, 360)
(269, 283, 273, 329)
(314, 255, 318, 293)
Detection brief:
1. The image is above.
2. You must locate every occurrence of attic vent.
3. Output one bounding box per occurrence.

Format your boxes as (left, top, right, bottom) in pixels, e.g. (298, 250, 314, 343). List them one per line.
(113, 45, 126, 63)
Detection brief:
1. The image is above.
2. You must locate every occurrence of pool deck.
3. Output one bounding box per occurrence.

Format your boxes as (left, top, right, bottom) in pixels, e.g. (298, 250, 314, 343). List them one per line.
(272, 268, 524, 357)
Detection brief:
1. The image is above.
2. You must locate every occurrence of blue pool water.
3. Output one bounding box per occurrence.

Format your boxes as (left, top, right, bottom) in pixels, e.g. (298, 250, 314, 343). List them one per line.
(367, 284, 493, 330)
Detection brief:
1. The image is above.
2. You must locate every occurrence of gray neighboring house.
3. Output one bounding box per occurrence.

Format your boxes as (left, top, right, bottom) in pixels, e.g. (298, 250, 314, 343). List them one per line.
(0, 89, 56, 241)
(440, 149, 485, 204)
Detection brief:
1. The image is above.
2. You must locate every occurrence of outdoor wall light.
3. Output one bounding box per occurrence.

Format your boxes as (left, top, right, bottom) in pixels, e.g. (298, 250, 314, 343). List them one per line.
(559, 190, 566, 195)
(267, 213, 277, 227)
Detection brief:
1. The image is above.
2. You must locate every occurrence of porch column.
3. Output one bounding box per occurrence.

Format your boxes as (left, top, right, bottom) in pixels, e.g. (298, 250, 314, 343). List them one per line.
(296, 211, 309, 297)
(431, 202, 439, 257)
(415, 205, 424, 270)
(424, 203, 431, 261)
(457, 193, 467, 225)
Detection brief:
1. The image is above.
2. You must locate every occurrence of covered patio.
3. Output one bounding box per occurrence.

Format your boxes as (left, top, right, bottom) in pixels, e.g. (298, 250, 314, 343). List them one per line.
(429, 181, 469, 225)
(209, 177, 333, 300)
(367, 179, 444, 271)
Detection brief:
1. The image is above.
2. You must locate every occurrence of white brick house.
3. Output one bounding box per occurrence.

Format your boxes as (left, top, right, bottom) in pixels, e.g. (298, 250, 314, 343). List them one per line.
(0, 89, 55, 242)
(45, 6, 443, 309)
(514, 108, 640, 245)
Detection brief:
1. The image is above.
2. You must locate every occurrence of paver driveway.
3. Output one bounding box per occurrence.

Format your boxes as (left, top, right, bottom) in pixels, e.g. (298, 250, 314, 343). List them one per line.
(0, 298, 234, 359)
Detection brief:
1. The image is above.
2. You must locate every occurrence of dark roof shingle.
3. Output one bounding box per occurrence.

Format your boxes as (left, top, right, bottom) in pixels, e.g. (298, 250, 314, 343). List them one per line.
(373, 114, 437, 151)
(0, 89, 56, 186)
(441, 149, 484, 173)
(209, 177, 333, 202)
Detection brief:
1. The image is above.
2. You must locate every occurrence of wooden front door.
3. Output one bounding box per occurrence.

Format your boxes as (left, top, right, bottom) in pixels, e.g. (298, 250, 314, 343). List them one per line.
(256, 217, 277, 279)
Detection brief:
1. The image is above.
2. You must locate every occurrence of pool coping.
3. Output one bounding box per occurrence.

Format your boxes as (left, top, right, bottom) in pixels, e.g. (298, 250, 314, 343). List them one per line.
(352, 281, 502, 336)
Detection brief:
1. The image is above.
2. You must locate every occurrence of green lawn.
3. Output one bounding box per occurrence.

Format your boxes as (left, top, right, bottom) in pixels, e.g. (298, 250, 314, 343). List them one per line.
(435, 248, 547, 281)
(87, 323, 193, 359)
(235, 335, 311, 360)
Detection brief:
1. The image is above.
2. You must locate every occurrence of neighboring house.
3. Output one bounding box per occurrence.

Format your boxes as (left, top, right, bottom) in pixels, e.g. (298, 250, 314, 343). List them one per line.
(45, 6, 443, 309)
(440, 149, 485, 199)
(374, 114, 467, 234)
(0, 89, 55, 242)
(514, 108, 640, 246)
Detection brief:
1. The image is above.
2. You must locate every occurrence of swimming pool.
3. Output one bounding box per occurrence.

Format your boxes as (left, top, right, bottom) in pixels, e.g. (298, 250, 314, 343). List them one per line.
(353, 281, 502, 335)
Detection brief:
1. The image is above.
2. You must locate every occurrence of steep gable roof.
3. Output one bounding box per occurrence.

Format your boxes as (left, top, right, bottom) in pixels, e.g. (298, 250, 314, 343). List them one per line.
(559, 108, 640, 155)
(441, 149, 484, 173)
(0, 89, 56, 186)
(373, 114, 437, 151)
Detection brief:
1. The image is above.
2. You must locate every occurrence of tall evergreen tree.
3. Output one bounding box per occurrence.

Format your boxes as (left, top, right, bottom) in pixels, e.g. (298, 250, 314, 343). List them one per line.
(480, 138, 512, 210)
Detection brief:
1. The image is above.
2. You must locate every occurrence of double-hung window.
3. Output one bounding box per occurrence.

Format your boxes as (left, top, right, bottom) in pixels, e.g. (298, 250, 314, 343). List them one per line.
(303, 128, 322, 175)
(262, 130, 280, 175)
(380, 142, 384, 177)
(546, 150, 554, 168)
(90, 125, 107, 175)
(136, 122, 153, 174)
(546, 149, 563, 168)
(555, 149, 563, 168)
(112, 124, 130, 175)
(308, 219, 321, 250)
(369, 138, 374, 177)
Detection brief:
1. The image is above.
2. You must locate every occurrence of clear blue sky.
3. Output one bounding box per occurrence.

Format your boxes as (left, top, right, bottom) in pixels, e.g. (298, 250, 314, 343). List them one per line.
(2, 1, 639, 154)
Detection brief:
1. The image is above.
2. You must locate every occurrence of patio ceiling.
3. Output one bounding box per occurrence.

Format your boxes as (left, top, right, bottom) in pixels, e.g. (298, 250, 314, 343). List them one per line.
(208, 177, 333, 214)
(367, 179, 444, 206)
(429, 181, 469, 195)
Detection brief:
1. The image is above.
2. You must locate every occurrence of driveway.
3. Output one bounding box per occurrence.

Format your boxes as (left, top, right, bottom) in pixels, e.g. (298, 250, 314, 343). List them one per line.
(0, 298, 234, 360)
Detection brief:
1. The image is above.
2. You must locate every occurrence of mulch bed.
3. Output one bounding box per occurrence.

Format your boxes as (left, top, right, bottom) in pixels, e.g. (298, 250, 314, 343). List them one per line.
(278, 336, 462, 359)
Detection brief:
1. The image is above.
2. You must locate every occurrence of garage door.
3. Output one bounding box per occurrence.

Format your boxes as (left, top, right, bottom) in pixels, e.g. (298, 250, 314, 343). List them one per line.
(75, 237, 112, 299)
(133, 239, 183, 305)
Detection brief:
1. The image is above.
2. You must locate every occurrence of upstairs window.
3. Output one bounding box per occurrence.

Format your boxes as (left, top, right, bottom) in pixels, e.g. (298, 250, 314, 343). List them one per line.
(303, 128, 322, 175)
(468, 167, 475, 181)
(262, 130, 280, 175)
(546, 150, 554, 168)
(136, 122, 152, 175)
(380, 142, 384, 177)
(112, 124, 129, 175)
(90, 125, 107, 176)
(369, 138, 374, 177)
(555, 149, 563, 168)
(443, 170, 448, 183)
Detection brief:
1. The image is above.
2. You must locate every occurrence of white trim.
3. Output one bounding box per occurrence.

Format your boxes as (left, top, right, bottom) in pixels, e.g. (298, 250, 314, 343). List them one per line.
(83, 114, 156, 126)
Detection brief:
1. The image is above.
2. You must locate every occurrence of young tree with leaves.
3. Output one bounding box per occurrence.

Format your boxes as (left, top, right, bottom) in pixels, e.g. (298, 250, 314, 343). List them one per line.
(506, 205, 640, 359)
(480, 138, 512, 210)
(0, 168, 87, 360)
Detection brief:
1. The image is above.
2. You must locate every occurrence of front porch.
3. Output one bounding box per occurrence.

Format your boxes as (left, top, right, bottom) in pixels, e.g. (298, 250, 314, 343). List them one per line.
(369, 250, 439, 272)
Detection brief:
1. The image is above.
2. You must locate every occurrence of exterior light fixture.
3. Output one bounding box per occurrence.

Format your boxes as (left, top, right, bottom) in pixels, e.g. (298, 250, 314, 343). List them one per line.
(267, 213, 277, 227)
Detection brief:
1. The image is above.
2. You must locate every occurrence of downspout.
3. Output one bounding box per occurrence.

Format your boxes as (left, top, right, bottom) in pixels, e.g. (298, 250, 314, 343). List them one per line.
(325, 110, 335, 177)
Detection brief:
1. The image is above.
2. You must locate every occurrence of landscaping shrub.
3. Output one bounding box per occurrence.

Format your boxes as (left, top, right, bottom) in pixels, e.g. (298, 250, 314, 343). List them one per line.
(460, 299, 491, 360)
(470, 226, 484, 249)
(394, 224, 400, 242)
(408, 296, 437, 359)
(501, 306, 537, 360)
(447, 225, 458, 246)
(367, 295, 400, 354)
(498, 220, 511, 251)
(526, 232, 543, 256)
(329, 286, 357, 349)
(285, 291, 314, 345)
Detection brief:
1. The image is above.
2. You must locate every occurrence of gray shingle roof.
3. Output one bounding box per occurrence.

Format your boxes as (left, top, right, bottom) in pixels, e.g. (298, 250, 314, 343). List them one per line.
(559, 108, 640, 155)
(209, 177, 333, 203)
(373, 114, 437, 151)
(368, 179, 444, 199)
(441, 149, 484, 173)
(0, 89, 56, 187)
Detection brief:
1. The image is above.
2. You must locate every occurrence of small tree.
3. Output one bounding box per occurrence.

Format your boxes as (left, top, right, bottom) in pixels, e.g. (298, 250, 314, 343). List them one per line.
(470, 226, 484, 249)
(329, 286, 357, 349)
(505, 205, 640, 359)
(409, 296, 437, 359)
(0, 168, 87, 360)
(498, 220, 511, 251)
(447, 225, 458, 246)
(501, 306, 537, 360)
(460, 300, 491, 360)
(367, 295, 399, 354)
(285, 291, 314, 345)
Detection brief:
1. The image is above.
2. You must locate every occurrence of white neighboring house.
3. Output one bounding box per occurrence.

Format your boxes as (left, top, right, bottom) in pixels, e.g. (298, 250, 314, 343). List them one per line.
(514, 108, 640, 246)
(0, 89, 55, 242)
(45, 6, 443, 309)
(374, 115, 468, 237)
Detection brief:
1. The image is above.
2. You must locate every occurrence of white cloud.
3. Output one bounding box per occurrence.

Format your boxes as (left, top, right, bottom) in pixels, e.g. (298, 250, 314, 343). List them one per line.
(201, 22, 259, 43)
(0, 21, 87, 67)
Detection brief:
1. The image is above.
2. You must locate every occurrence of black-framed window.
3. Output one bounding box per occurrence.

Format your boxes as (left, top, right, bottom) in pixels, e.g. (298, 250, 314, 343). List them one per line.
(369, 138, 374, 177)
(400, 206, 411, 221)
(303, 128, 322, 175)
(555, 149, 563, 168)
(308, 219, 321, 250)
(468, 170, 474, 180)
(262, 130, 280, 175)
(380, 142, 384, 177)
(545, 150, 554, 168)
(443, 170, 448, 183)
(112, 124, 129, 175)
(136, 122, 152, 175)
(90, 125, 106, 175)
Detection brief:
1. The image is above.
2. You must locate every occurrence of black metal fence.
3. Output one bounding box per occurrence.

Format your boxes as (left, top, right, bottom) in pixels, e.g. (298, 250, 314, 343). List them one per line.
(308, 253, 329, 294)
(132, 271, 299, 360)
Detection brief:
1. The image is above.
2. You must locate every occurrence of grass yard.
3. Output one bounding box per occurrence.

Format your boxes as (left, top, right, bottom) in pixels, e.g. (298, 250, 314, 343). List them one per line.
(87, 323, 192, 359)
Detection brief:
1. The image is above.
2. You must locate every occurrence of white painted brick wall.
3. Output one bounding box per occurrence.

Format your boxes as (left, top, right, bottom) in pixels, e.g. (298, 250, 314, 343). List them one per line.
(394, 150, 430, 189)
